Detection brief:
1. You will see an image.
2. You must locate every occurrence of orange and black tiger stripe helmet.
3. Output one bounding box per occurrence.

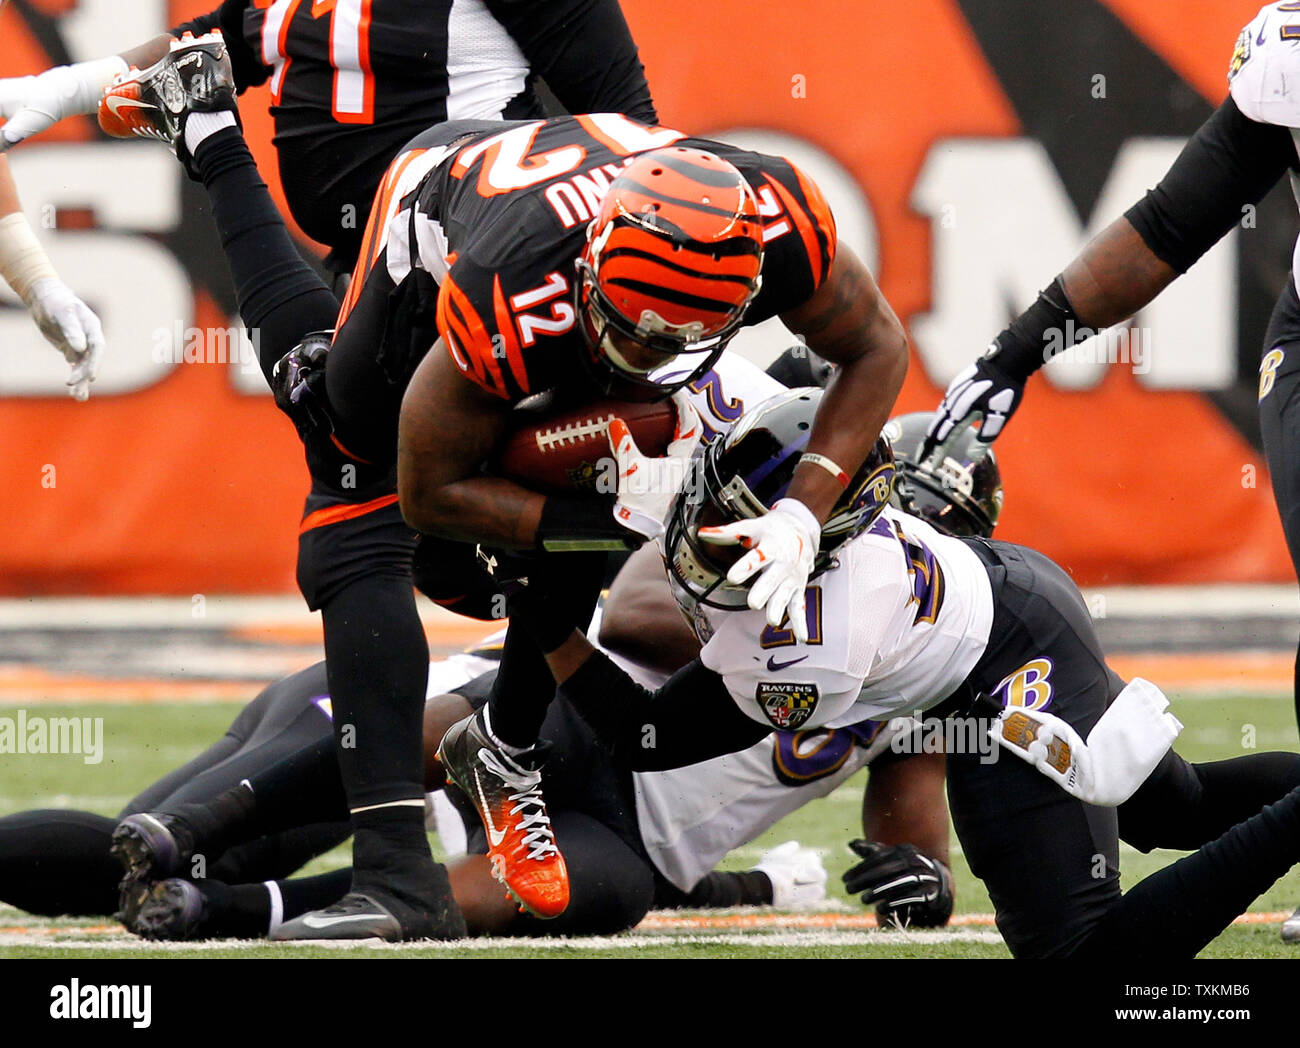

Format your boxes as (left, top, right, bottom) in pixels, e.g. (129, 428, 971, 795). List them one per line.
(575, 146, 764, 399)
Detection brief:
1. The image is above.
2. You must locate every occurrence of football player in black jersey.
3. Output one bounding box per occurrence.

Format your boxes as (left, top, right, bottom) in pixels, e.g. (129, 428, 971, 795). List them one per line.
(1, 0, 655, 275)
(95, 33, 907, 927)
(49, 7, 658, 941)
(919, 1, 1300, 943)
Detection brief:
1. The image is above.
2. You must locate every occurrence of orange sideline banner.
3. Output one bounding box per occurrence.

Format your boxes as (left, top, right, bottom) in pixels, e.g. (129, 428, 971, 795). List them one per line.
(0, 0, 1290, 593)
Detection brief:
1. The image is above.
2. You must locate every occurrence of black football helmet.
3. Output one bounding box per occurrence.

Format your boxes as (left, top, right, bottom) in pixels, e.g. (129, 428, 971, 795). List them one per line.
(883, 412, 1003, 538)
(665, 387, 895, 611)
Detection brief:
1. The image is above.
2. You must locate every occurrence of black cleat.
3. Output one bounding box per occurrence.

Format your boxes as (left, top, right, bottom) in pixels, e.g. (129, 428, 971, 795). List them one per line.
(97, 31, 239, 177)
(120, 878, 210, 941)
(111, 811, 196, 885)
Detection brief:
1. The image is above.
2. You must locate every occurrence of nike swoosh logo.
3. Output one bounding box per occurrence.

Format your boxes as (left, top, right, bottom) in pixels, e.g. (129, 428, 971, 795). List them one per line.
(766, 654, 809, 671)
(104, 95, 159, 118)
(474, 771, 507, 848)
(1259, 18, 1270, 46)
(302, 912, 388, 929)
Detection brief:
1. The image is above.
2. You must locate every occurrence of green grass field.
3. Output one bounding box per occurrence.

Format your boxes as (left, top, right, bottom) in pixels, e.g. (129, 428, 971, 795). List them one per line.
(1, 687, 1297, 959)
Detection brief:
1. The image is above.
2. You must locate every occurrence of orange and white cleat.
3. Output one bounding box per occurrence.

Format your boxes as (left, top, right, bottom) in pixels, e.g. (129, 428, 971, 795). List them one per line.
(436, 710, 570, 919)
(98, 31, 236, 171)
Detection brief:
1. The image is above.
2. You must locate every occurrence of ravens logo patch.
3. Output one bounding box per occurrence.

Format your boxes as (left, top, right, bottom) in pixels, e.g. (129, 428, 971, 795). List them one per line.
(757, 682, 820, 730)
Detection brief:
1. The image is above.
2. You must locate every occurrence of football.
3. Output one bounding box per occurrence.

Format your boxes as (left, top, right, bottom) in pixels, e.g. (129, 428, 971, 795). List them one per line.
(494, 394, 679, 494)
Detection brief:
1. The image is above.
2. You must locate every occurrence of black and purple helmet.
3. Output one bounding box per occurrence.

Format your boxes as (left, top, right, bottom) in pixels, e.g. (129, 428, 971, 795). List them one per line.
(665, 387, 895, 611)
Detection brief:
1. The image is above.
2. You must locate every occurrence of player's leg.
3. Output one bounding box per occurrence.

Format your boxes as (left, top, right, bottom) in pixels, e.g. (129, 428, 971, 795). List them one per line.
(112, 663, 349, 884)
(1072, 784, 1300, 958)
(948, 540, 1124, 958)
(1257, 278, 1300, 734)
(1253, 277, 1300, 941)
(0, 810, 121, 916)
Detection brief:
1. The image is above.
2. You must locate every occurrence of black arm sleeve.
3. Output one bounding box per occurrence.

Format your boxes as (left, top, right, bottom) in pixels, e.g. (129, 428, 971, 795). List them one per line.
(558, 651, 770, 771)
(1125, 95, 1297, 274)
(172, 0, 271, 93)
(485, 0, 657, 124)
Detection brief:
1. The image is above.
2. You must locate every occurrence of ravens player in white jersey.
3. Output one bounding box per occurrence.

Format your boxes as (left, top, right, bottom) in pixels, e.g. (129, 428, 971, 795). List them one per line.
(923, 0, 1300, 942)
(498, 388, 1300, 958)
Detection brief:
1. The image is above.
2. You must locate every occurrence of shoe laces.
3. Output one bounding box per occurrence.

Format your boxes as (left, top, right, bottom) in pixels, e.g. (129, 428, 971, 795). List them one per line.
(477, 747, 560, 862)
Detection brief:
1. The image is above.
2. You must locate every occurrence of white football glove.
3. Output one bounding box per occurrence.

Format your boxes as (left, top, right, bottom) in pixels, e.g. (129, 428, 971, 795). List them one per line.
(698, 496, 819, 641)
(988, 678, 1182, 806)
(921, 355, 1024, 462)
(0, 56, 128, 150)
(607, 389, 702, 542)
(24, 278, 106, 401)
(752, 841, 827, 910)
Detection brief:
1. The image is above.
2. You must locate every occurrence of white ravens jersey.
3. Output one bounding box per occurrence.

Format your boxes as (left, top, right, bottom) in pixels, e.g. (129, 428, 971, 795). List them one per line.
(698, 507, 994, 731)
(659, 350, 786, 441)
(601, 642, 905, 891)
(1229, 3, 1300, 292)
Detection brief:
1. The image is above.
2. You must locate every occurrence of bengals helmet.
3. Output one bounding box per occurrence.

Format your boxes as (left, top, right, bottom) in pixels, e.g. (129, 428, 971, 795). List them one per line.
(665, 388, 895, 611)
(883, 412, 1003, 538)
(575, 146, 764, 400)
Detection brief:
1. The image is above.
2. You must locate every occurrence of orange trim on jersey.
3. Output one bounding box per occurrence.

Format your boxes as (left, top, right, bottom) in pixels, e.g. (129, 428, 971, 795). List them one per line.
(491, 275, 531, 396)
(329, 432, 372, 464)
(767, 174, 835, 290)
(791, 164, 837, 271)
(270, 0, 307, 106)
(298, 493, 399, 534)
(437, 276, 509, 398)
(332, 0, 375, 125)
(336, 148, 427, 327)
(573, 114, 687, 156)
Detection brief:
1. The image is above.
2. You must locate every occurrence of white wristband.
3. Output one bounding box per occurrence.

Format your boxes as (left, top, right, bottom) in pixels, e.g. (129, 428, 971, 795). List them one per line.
(0, 212, 56, 302)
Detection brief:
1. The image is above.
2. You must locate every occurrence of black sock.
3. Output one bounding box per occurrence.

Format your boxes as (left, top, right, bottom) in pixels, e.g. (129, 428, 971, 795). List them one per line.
(192, 127, 339, 382)
(657, 870, 772, 909)
(1078, 783, 1300, 958)
(196, 869, 353, 938)
(0, 810, 120, 916)
(211, 822, 353, 885)
(486, 552, 605, 748)
(350, 807, 443, 901)
(275, 869, 354, 923)
(321, 575, 429, 813)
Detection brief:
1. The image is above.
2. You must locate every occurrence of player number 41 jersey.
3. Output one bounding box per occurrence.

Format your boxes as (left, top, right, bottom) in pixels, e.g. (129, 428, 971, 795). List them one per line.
(698, 508, 995, 732)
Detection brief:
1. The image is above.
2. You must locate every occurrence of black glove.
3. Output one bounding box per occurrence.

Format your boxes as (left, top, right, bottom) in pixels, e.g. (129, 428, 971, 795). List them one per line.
(270, 331, 335, 442)
(920, 355, 1024, 462)
(841, 840, 954, 928)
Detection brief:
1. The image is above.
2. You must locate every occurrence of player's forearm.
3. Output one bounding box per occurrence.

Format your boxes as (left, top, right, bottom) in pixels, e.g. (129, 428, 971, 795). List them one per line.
(599, 543, 701, 674)
(780, 249, 907, 520)
(863, 751, 951, 867)
(402, 475, 545, 548)
(1059, 218, 1178, 331)
(0, 156, 19, 216)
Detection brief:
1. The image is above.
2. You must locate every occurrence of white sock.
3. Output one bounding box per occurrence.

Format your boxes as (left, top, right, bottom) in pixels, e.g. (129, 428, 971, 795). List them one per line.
(264, 880, 284, 936)
(481, 705, 529, 757)
(183, 110, 237, 155)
